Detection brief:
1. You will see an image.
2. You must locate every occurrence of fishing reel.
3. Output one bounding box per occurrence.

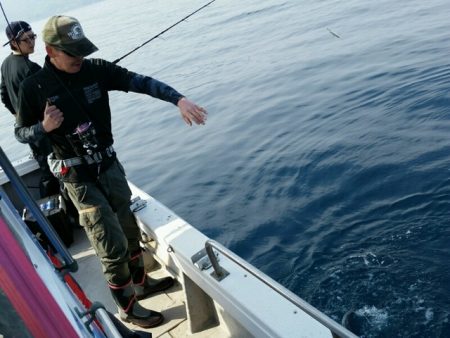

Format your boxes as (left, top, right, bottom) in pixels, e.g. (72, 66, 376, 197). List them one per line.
(73, 122, 98, 155)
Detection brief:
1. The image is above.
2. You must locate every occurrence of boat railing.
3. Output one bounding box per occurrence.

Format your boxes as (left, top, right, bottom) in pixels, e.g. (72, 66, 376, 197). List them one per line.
(0, 146, 77, 272)
(205, 240, 359, 338)
(0, 148, 125, 337)
(81, 304, 123, 338)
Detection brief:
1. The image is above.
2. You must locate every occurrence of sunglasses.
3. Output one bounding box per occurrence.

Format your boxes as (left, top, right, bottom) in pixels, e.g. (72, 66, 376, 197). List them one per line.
(19, 34, 37, 43)
(61, 49, 77, 58)
(2, 32, 36, 47)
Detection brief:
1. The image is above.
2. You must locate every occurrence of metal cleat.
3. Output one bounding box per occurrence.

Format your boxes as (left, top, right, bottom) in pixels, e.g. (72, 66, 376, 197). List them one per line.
(130, 196, 147, 212)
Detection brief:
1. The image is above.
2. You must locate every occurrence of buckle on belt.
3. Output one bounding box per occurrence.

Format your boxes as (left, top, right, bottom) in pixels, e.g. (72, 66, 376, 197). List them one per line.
(50, 146, 115, 169)
(62, 157, 83, 167)
(84, 146, 114, 164)
(105, 146, 114, 157)
(91, 152, 103, 163)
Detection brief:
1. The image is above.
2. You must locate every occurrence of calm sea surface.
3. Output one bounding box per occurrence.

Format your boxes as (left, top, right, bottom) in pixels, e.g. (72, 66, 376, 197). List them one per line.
(1, 0, 449, 337)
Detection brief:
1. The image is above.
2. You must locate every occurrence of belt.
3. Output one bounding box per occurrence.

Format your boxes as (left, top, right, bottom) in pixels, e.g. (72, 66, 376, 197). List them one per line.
(61, 146, 115, 167)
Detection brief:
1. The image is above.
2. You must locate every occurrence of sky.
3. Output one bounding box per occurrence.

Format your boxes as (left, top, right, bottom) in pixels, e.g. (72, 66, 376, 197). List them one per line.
(0, 0, 103, 30)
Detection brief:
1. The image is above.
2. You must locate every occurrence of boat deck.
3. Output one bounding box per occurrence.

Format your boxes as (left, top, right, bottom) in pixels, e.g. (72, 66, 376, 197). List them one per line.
(69, 227, 228, 338)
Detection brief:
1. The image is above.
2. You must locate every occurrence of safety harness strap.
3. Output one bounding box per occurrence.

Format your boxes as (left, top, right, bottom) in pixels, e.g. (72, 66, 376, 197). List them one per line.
(47, 146, 115, 179)
(53, 145, 115, 167)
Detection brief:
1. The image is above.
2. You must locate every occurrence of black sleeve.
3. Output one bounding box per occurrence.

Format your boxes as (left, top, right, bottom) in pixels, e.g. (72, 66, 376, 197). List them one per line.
(129, 73, 184, 106)
(15, 80, 46, 144)
(1, 74, 15, 115)
(91, 58, 183, 105)
(90, 58, 133, 92)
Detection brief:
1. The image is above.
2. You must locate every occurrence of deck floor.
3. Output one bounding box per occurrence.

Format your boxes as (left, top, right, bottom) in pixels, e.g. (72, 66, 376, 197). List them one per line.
(69, 227, 227, 338)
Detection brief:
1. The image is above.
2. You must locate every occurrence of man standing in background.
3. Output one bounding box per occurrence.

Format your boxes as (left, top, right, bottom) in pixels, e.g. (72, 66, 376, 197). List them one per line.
(1, 21, 58, 197)
(1, 21, 39, 115)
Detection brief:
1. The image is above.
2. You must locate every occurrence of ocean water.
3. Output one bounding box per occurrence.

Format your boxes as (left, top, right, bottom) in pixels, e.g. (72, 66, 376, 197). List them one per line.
(1, 0, 449, 337)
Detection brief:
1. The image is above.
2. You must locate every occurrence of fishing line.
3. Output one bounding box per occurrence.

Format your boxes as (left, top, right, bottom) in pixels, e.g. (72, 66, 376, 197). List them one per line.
(113, 0, 216, 64)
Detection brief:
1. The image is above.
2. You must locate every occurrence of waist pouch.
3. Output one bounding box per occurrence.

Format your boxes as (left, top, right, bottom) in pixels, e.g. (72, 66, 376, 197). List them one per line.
(47, 147, 116, 183)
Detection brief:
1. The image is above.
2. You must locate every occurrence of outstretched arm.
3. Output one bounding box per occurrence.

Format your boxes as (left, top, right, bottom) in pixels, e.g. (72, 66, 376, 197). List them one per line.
(129, 74, 207, 125)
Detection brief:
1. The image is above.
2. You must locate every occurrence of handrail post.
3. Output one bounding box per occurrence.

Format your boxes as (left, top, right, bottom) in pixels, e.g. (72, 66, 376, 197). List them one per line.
(204, 239, 358, 338)
(205, 241, 229, 281)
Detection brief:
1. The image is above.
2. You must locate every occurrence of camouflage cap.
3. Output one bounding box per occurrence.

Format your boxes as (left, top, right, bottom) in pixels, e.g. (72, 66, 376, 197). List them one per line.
(42, 16, 98, 57)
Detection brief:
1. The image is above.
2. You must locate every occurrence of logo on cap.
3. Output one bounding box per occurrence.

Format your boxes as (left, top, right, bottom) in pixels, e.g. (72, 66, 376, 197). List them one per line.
(68, 24, 84, 40)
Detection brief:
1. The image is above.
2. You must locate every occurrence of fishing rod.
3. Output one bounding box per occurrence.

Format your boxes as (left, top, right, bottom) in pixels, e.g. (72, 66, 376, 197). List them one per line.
(112, 0, 216, 64)
(0, 146, 78, 272)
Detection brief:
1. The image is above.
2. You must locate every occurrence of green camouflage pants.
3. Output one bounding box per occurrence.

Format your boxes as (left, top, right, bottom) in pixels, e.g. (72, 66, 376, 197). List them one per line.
(64, 159, 141, 286)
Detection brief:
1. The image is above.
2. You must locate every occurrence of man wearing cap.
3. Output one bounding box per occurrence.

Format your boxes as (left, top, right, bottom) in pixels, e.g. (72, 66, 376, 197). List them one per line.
(1, 21, 59, 197)
(16, 15, 207, 328)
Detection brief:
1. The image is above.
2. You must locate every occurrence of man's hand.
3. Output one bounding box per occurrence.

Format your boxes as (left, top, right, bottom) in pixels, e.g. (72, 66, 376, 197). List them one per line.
(177, 97, 207, 126)
(42, 101, 64, 132)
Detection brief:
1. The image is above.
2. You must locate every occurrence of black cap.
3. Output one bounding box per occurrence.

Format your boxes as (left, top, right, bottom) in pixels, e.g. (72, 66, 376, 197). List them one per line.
(3, 21, 32, 47)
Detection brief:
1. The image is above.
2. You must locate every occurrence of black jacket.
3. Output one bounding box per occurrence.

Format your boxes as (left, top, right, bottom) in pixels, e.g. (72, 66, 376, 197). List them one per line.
(1, 53, 40, 114)
(16, 56, 183, 182)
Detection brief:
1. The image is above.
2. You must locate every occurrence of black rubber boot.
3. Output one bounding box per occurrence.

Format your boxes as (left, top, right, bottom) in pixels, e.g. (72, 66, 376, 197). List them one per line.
(129, 250, 175, 300)
(107, 311, 153, 337)
(120, 302, 163, 328)
(134, 276, 175, 300)
(109, 280, 164, 328)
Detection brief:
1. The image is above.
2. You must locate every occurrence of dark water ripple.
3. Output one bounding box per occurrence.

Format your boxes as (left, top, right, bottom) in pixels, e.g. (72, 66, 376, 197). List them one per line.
(1, 0, 449, 337)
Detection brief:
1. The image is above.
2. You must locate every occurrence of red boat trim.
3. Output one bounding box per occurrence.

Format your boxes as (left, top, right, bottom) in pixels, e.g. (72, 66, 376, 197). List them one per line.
(0, 216, 79, 338)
